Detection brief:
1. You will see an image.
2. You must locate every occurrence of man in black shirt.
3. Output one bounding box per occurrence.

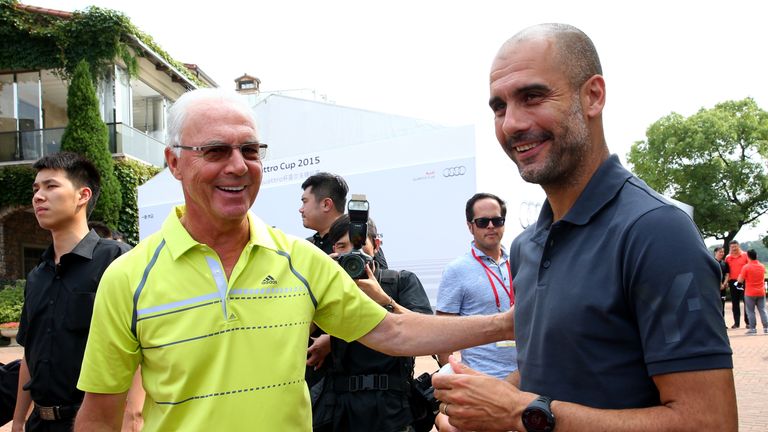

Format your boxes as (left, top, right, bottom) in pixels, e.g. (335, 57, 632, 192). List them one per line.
(300, 172, 350, 395)
(12, 152, 131, 432)
(300, 172, 348, 254)
(714, 246, 729, 317)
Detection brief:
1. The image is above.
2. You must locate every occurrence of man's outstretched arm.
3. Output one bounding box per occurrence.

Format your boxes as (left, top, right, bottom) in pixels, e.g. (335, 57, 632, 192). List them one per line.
(357, 308, 513, 357)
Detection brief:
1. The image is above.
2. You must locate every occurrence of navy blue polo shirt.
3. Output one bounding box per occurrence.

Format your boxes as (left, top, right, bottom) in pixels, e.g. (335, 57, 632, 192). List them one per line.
(509, 155, 732, 409)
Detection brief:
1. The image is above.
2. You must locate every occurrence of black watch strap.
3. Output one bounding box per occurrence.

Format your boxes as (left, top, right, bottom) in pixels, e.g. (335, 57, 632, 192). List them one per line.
(522, 395, 556, 432)
(382, 297, 395, 312)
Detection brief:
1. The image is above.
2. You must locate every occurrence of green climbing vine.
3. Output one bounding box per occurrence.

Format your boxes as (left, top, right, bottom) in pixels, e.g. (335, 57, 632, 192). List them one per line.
(0, 0, 203, 85)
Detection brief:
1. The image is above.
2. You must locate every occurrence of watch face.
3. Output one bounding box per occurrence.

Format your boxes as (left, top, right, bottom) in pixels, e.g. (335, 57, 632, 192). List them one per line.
(522, 408, 554, 432)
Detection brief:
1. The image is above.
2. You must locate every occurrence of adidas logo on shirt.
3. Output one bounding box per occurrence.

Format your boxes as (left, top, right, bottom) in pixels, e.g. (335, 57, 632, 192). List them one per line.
(261, 275, 278, 285)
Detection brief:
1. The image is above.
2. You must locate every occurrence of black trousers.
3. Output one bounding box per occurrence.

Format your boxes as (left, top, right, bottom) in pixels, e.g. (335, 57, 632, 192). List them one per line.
(729, 280, 749, 327)
(721, 287, 727, 317)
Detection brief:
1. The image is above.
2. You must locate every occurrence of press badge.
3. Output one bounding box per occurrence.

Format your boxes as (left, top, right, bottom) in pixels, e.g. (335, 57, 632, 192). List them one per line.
(496, 340, 516, 347)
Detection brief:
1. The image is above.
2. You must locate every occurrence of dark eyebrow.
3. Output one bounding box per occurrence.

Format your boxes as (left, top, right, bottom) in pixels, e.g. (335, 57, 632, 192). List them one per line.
(32, 178, 58, 189)
(515, 83, 551, 95)
(488, 95, 503, 109)
(489, 83, 552, 109)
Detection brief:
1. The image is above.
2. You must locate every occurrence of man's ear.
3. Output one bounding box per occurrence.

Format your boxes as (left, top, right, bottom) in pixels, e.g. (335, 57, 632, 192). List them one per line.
(322, 197, 334, 212)
(374, 237, 382, 252)
(467, 221, 475, 235)
(77, 186, 93, 208)
(581, 74, 606, 119)
(166, 147, 183, 180)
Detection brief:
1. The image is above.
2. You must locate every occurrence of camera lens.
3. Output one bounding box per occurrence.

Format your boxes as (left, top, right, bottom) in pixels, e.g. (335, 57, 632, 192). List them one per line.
(342, 254, 366, 279)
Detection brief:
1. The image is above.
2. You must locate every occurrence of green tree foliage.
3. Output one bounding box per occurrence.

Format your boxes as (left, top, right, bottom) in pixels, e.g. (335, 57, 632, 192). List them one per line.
(114, 159, 161, 245)
(629, 98, 768, 248)
(60, 60, 121, 228)
(742, 241, 768, 263)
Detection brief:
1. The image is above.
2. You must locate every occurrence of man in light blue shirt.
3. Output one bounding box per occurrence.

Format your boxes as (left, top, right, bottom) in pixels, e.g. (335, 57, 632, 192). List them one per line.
(436, 192, 518, 379)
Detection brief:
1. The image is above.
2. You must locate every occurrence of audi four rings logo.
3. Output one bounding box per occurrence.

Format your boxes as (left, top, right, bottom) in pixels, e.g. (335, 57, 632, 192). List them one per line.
(442, 166, 467, 177)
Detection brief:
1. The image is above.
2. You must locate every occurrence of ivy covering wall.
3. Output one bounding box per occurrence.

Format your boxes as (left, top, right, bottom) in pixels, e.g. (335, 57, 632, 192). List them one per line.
(0, 0, 203, 86)
(0, 165, 35, 210)
(114, 159, 161, 245)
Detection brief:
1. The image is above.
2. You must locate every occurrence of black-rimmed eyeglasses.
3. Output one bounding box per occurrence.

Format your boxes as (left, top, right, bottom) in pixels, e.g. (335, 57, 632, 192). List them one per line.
(471, 217, 505, 228)
(173, 142, 268, 162)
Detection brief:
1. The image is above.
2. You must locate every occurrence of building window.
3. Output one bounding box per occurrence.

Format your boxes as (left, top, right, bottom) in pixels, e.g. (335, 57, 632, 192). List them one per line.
(239, 80, 255, 90)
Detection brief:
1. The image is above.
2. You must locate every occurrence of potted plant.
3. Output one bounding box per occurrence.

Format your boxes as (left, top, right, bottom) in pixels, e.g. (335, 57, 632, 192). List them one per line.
(0, 280, 24, 346)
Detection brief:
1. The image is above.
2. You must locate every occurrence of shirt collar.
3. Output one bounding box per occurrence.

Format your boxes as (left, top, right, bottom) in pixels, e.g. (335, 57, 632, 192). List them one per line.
(471, 241, 509, 262)
(532, 154, 632, 235)
(40, 229, 101, 263)
(162, 205, 280, 261)
(73, 230, 101, 259)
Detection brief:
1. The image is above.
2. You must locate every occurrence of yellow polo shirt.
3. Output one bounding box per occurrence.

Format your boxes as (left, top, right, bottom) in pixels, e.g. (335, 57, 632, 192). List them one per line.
(78, 206, 386, 431)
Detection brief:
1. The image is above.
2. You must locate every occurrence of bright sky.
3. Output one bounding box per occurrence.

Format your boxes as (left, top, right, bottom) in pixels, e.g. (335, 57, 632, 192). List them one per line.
(29, 0, 768, 241)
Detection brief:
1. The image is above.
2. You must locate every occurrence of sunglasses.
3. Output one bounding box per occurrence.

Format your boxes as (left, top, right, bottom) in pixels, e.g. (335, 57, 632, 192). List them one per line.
(471, 217, 505, 228)
(173, 142, 268, 162)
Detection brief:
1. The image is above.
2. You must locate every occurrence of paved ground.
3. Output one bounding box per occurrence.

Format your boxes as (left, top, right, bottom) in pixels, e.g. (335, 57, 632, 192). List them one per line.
(0, 302, 765, 431)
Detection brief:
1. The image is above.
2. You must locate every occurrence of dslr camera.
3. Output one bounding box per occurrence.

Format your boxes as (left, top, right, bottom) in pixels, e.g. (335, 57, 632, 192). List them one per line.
(337, 194, 373, 279)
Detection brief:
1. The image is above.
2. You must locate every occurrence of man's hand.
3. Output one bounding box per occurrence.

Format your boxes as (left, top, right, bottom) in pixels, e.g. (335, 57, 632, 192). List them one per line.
(432, 356, 535, 431)
(307, 334, 331, 369)
(354, 265, 390, 305)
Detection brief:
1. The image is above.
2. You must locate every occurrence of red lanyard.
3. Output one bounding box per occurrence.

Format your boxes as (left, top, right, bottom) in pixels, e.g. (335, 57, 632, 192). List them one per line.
(472, 248, 514, 312)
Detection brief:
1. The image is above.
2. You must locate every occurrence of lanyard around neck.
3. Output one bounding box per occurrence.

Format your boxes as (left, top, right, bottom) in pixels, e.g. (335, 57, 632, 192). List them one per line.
(471, 248, 514, 312)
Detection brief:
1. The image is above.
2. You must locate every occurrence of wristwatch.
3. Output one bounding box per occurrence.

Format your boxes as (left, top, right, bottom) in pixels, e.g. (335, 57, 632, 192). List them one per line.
(382, 297, 395, 312)
(521, 396, 556, 432)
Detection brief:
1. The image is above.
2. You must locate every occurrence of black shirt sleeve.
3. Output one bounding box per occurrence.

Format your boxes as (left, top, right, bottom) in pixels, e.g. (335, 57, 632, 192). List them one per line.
(394, 270, 433, 315)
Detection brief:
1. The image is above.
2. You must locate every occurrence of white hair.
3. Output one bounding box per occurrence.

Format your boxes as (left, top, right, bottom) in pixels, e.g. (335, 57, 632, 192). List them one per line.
(167, 88, 258, 155)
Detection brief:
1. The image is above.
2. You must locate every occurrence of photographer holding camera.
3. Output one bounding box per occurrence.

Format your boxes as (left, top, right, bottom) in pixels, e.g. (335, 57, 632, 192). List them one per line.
(308, 197, 433, 432)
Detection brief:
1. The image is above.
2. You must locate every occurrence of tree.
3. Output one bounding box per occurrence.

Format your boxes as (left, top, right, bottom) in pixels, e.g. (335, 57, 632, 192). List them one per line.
(628, 98, 768, 249)
(60, 59, 122, 227)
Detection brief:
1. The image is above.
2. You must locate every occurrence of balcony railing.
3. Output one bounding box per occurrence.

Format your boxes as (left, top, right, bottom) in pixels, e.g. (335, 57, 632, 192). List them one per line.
(0, 123, 166, 167)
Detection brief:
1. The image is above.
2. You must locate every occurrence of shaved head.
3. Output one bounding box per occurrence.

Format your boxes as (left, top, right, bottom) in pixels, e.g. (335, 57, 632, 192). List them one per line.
(498, 23, 602, 90)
